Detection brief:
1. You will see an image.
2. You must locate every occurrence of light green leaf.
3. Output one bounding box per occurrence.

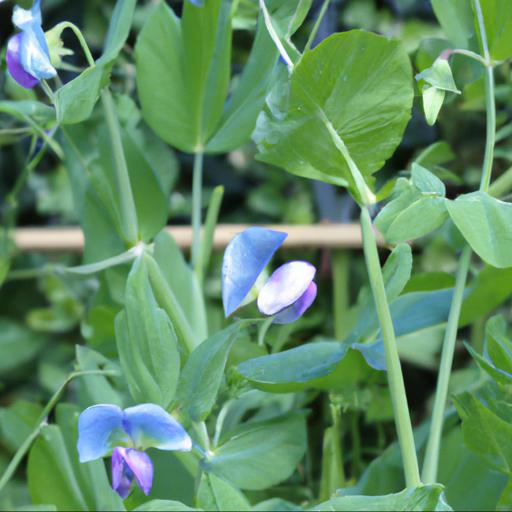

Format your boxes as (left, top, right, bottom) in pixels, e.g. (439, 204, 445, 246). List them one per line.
(28, 425, 88, 511)
(382, 243, 413, 302)
(99, 0, 137, 63)
(153, 231, 207, 344)
(431, 0, 476, 49)
(202, 412, 307, 490)
(477, 0, 512, 60)
(422, 86, 445, 126)
(418, 59, 460, 93)
(447, 191, 512, 268)
(314, 484, 452, 511)
(197, 473, 250, 511)
(116, 256, 180, 407)
(254, 30, 413, 202)
(177, 322, 243, 422)
(134, 501, 198, 511)
(411, 163, 446, 196)
(455, 386, 512, 475)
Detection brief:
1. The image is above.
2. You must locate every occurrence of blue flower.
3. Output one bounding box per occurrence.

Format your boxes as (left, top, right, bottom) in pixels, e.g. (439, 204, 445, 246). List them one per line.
(77, 403, 192, 498)
(222, 228, 317, 324)
(6, 0, 56, 88)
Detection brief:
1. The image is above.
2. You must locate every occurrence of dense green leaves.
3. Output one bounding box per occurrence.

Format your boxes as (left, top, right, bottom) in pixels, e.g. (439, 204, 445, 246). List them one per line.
(176, 322, 243, 422)
(447, 191, 512, 268)
(116, 256, 180, 408)
(202, 413, 307, 490)
(255, 30, 413, 202)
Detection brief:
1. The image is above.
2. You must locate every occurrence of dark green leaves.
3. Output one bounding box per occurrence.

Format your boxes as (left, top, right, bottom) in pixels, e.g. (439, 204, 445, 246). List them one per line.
(255, 30, 413, 203)
(202, 413, 307, 490)
(116, 256, 180, 408)
(447, 191, 512, 268)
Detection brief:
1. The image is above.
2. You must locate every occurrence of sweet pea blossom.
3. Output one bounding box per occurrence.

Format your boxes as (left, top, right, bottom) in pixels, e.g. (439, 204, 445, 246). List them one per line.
(6, 0, 56, 88)
(77, 403, 192, 498)
(222, 227, 317, 324)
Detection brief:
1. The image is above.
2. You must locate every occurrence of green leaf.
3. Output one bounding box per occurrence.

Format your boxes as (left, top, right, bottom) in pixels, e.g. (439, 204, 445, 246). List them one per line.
(28, 425, 88, 511)
(134, 501, 198, 511)
(460, 266, 512, 326)
(410, 164, 446, 197)
(314, 484, 452, 511)
(382, 243, 413, 302)
(422, 86, 445, 126)
(135, 0, 231, 152)
(476, 0, 512, 61)
(176, 322, 243, 422)
(99, 0, 137, 63)
(486, 315, 512, 374)
(0, 400, 43, 452)
(455, 386, 512, 475)
(116, 256, 180, 407)
(254, 30, 413, 202)
(197, 473, 250, 511)
(153, 231, 207, 343)
(0, 319, 46, 374)
(431, 0, 476, 49)
(55, 64, 110, 125)
(447, 191, 512, 268)
(202, 412, 307, 490)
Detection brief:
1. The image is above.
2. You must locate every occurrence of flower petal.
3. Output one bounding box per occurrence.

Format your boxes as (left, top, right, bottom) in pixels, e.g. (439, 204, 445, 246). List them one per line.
(112, 447, 153, 498)
(222, 227, 287, 317)
(273, 281, 317, 324)
(257, 261, 316, 316)
(6, 34, 39, 89)
(12, 0, 42, 29)
(77, 404, 126, 462)
(123, 404, 192, 452)
(20, 27, 56, 80)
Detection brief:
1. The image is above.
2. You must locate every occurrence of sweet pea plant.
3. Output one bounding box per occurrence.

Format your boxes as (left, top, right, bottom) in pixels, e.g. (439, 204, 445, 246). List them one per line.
(1, 0, 512, 510)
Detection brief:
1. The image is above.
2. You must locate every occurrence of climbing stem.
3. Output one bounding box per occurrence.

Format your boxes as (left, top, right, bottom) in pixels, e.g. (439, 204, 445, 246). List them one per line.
(422, 0, 496, 483)
(0, 370, 119, 494)
(360, 207, 421, 488)
(191, 151, 204, 278)
(100, 89, 139, 245)
(421, 246, 472, 483)
(303, 0, 331, 53)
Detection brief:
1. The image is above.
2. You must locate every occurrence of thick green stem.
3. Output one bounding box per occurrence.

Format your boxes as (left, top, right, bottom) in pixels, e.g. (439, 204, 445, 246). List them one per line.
(100, 89, 139, 245)
(0, 370, 118, 493)
(421, 246, 471, 483)
(422, 0, 496, 483)
(191, 152, 204, 277)
(360, 207, 421, 488)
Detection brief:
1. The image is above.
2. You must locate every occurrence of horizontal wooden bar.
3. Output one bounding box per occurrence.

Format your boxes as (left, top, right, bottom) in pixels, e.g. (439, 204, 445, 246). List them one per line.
(13, 223, 382, 252)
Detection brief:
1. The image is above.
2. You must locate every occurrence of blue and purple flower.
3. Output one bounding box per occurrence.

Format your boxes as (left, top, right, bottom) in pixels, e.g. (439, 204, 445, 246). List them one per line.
(77, 403, 192, 498)
(6, 0, 56, 88)
(222, 227, 317, 324)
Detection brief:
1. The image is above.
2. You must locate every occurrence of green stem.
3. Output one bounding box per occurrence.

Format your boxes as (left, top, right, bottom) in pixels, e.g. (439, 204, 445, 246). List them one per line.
(332, 250, 350, 340)
(360, 207, 421, 488)
(350, 411, 362, 478)
(191, 152, 204, 277)
(303, 0, 331, 53)
(54, 22, 95, 67)
(421, 0, 496, 483)
(0, 369, 118, 493)
(100, 89, 139, 245)
(258, 316, 274, 347)
(489, 165, 512, 197)
(421, 246, 471, 483)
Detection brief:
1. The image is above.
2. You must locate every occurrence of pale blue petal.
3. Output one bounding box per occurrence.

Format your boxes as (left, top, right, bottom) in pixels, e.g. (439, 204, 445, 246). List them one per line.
(273, 281, 317, 324)
(258, 261, 316, 316)
(20, 27, 56, 80)
(123, 404, 192, 452)
(77, 404, 127, 462)
(222, 227, 287, 316)
(12, 0, 42, 29)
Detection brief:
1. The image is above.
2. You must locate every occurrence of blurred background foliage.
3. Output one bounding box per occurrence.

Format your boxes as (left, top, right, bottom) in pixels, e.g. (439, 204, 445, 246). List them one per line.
(0, 0, 511, 510)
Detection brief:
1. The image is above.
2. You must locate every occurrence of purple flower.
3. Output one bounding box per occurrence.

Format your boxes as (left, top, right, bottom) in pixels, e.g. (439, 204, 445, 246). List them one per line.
(6, 0, 56, 88)
(222, 228, 317, 324)
(77, 403, 192, 498)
